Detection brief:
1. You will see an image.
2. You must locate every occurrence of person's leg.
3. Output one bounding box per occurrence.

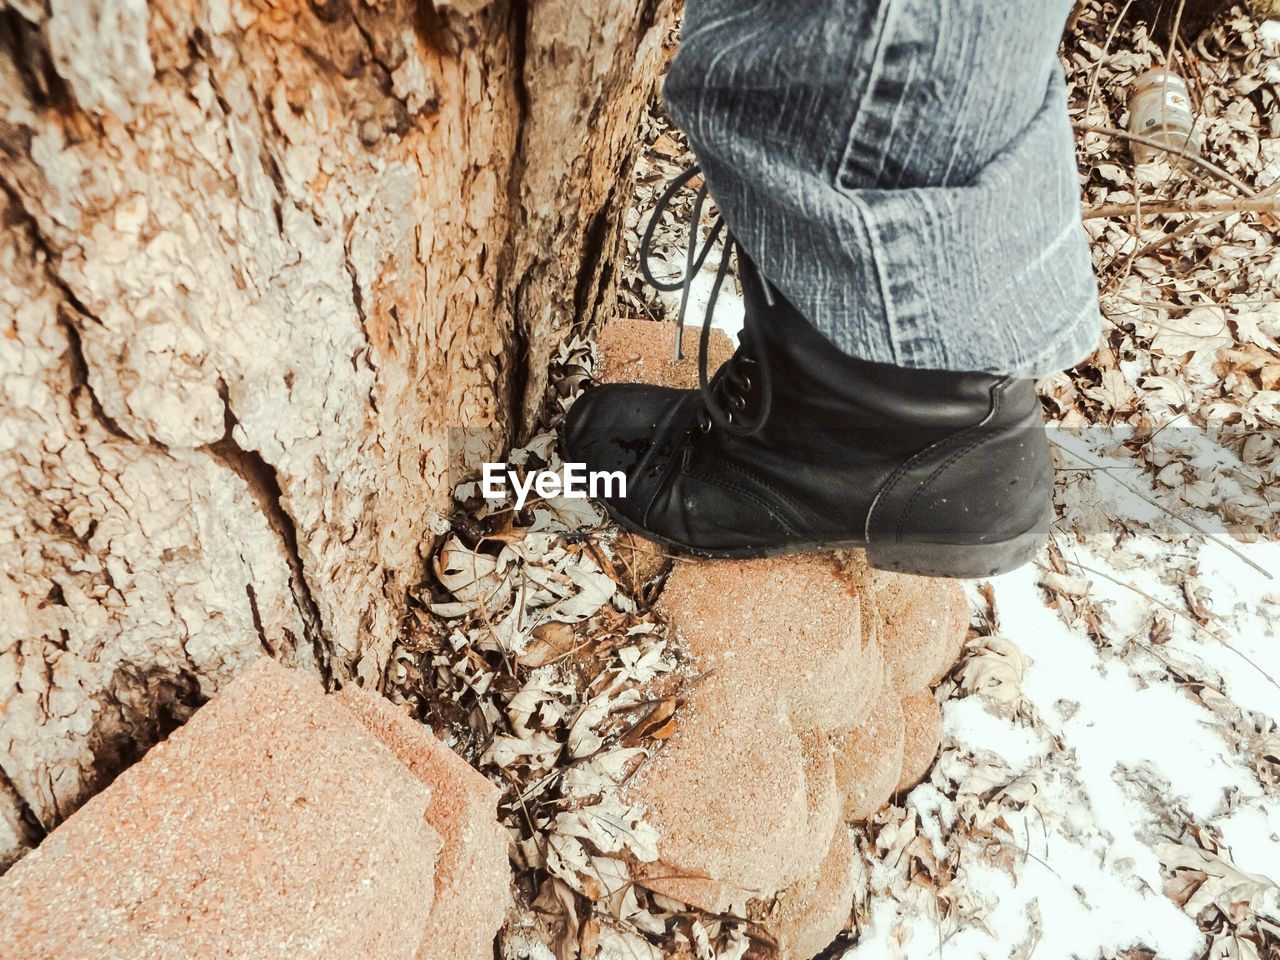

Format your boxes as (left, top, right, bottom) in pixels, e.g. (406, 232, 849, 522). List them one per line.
(562, 0, 1098, 575)
(663, 0, 1100, 376)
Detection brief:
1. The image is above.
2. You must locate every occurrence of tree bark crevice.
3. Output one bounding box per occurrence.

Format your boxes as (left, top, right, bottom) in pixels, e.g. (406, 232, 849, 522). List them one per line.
(0, 765, 45, 872)
(572, 178, 621, 336)
(205, 388, 332, 685)
(244, 584, 274, 658)
(0, 184, 141, 450)
(57, 312, 137, 446)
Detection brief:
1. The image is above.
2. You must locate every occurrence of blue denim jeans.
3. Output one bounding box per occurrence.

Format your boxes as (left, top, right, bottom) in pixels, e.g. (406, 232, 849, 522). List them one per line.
(665, 0, 1101, 376)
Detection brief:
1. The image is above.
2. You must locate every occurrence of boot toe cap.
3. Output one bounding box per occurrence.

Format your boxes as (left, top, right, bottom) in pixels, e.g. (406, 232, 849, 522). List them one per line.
(562, 383, 691, 477)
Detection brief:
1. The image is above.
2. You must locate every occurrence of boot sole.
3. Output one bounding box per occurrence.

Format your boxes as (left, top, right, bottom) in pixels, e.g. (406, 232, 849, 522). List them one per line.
(597, 500, 1049, 579)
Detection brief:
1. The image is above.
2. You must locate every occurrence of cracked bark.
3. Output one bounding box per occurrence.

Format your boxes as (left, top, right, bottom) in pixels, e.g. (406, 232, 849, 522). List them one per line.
(206, 388, 332, 683)
(0, 0, 675, 869)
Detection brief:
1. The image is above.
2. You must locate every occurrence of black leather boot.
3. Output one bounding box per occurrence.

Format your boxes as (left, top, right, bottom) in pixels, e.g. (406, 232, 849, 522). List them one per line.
(563, 247, 1054, 578)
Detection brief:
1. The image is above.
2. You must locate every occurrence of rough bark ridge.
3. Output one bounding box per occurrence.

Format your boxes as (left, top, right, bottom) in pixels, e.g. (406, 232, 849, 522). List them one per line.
(0, 0, 674, 870)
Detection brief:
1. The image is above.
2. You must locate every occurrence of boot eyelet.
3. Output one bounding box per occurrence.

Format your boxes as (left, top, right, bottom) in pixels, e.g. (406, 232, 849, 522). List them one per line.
(729, 394, 747, 411)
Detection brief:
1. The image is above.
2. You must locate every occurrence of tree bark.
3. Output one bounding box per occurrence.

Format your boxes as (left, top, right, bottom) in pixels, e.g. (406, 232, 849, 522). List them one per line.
(0, 0, 674, 870)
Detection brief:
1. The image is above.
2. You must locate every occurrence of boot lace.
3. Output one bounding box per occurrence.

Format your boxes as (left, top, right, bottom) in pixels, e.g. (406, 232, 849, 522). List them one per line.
(639, 165, 773, 437)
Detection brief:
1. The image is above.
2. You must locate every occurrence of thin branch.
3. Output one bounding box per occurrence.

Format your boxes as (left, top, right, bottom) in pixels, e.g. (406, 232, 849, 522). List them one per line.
(1099, 183, 1280, 289)
(1114, 295, 1280, 311)
(1084, 0, 1138, 120)
(1074, 123, 1255, 196)
(1048, 440, 1274, 580)
(1104, 210, 1232, 288)
(1219, 640, 1280, 696)
(1164, 0, 1187, 78)
(1085, 194, 1279, 219)
(1058, 552, 1280, 696)
(1061, 557, 1201, 629)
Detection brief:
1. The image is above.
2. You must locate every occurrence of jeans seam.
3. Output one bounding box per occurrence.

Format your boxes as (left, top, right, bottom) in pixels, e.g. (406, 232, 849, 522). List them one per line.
(834, 197, 902, 367)
(834, 1, 899, 192)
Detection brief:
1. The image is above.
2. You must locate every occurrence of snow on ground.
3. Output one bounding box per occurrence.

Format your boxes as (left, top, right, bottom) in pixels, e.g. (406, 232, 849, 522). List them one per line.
(843, 533, 1279, 960)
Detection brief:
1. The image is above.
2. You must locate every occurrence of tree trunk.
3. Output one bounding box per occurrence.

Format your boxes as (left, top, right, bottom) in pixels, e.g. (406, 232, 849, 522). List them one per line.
(0, 0, 674, 870)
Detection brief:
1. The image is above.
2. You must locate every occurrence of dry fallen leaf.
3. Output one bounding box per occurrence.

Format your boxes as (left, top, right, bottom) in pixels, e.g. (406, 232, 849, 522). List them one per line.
(1156, 838, 1278, 924)
(621, 697, 679, 747)
(520, 621, 580, 668)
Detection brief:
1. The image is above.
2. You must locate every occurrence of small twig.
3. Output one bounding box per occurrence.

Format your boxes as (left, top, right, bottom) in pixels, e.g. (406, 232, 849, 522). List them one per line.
(1218, 640, 1280, 696)
(1103, 211, 1230, 289)
(1103, 183, 1280, 281)
(500, 767, 544, 854)
(1060, 556, 1201, 630)
(1084, 0, 1138, 119)
(1057, 544, 1280, 696)
(993, 830, 1069, 886)
(1114, 294, 1280, 311)
(1049, 545, 1202, 677)
(1165, 0, 1187, 78)
(1048, 440, 1274, 580)
(1074, 123, 1255, 196)
(1085, 194, 1279, 219)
